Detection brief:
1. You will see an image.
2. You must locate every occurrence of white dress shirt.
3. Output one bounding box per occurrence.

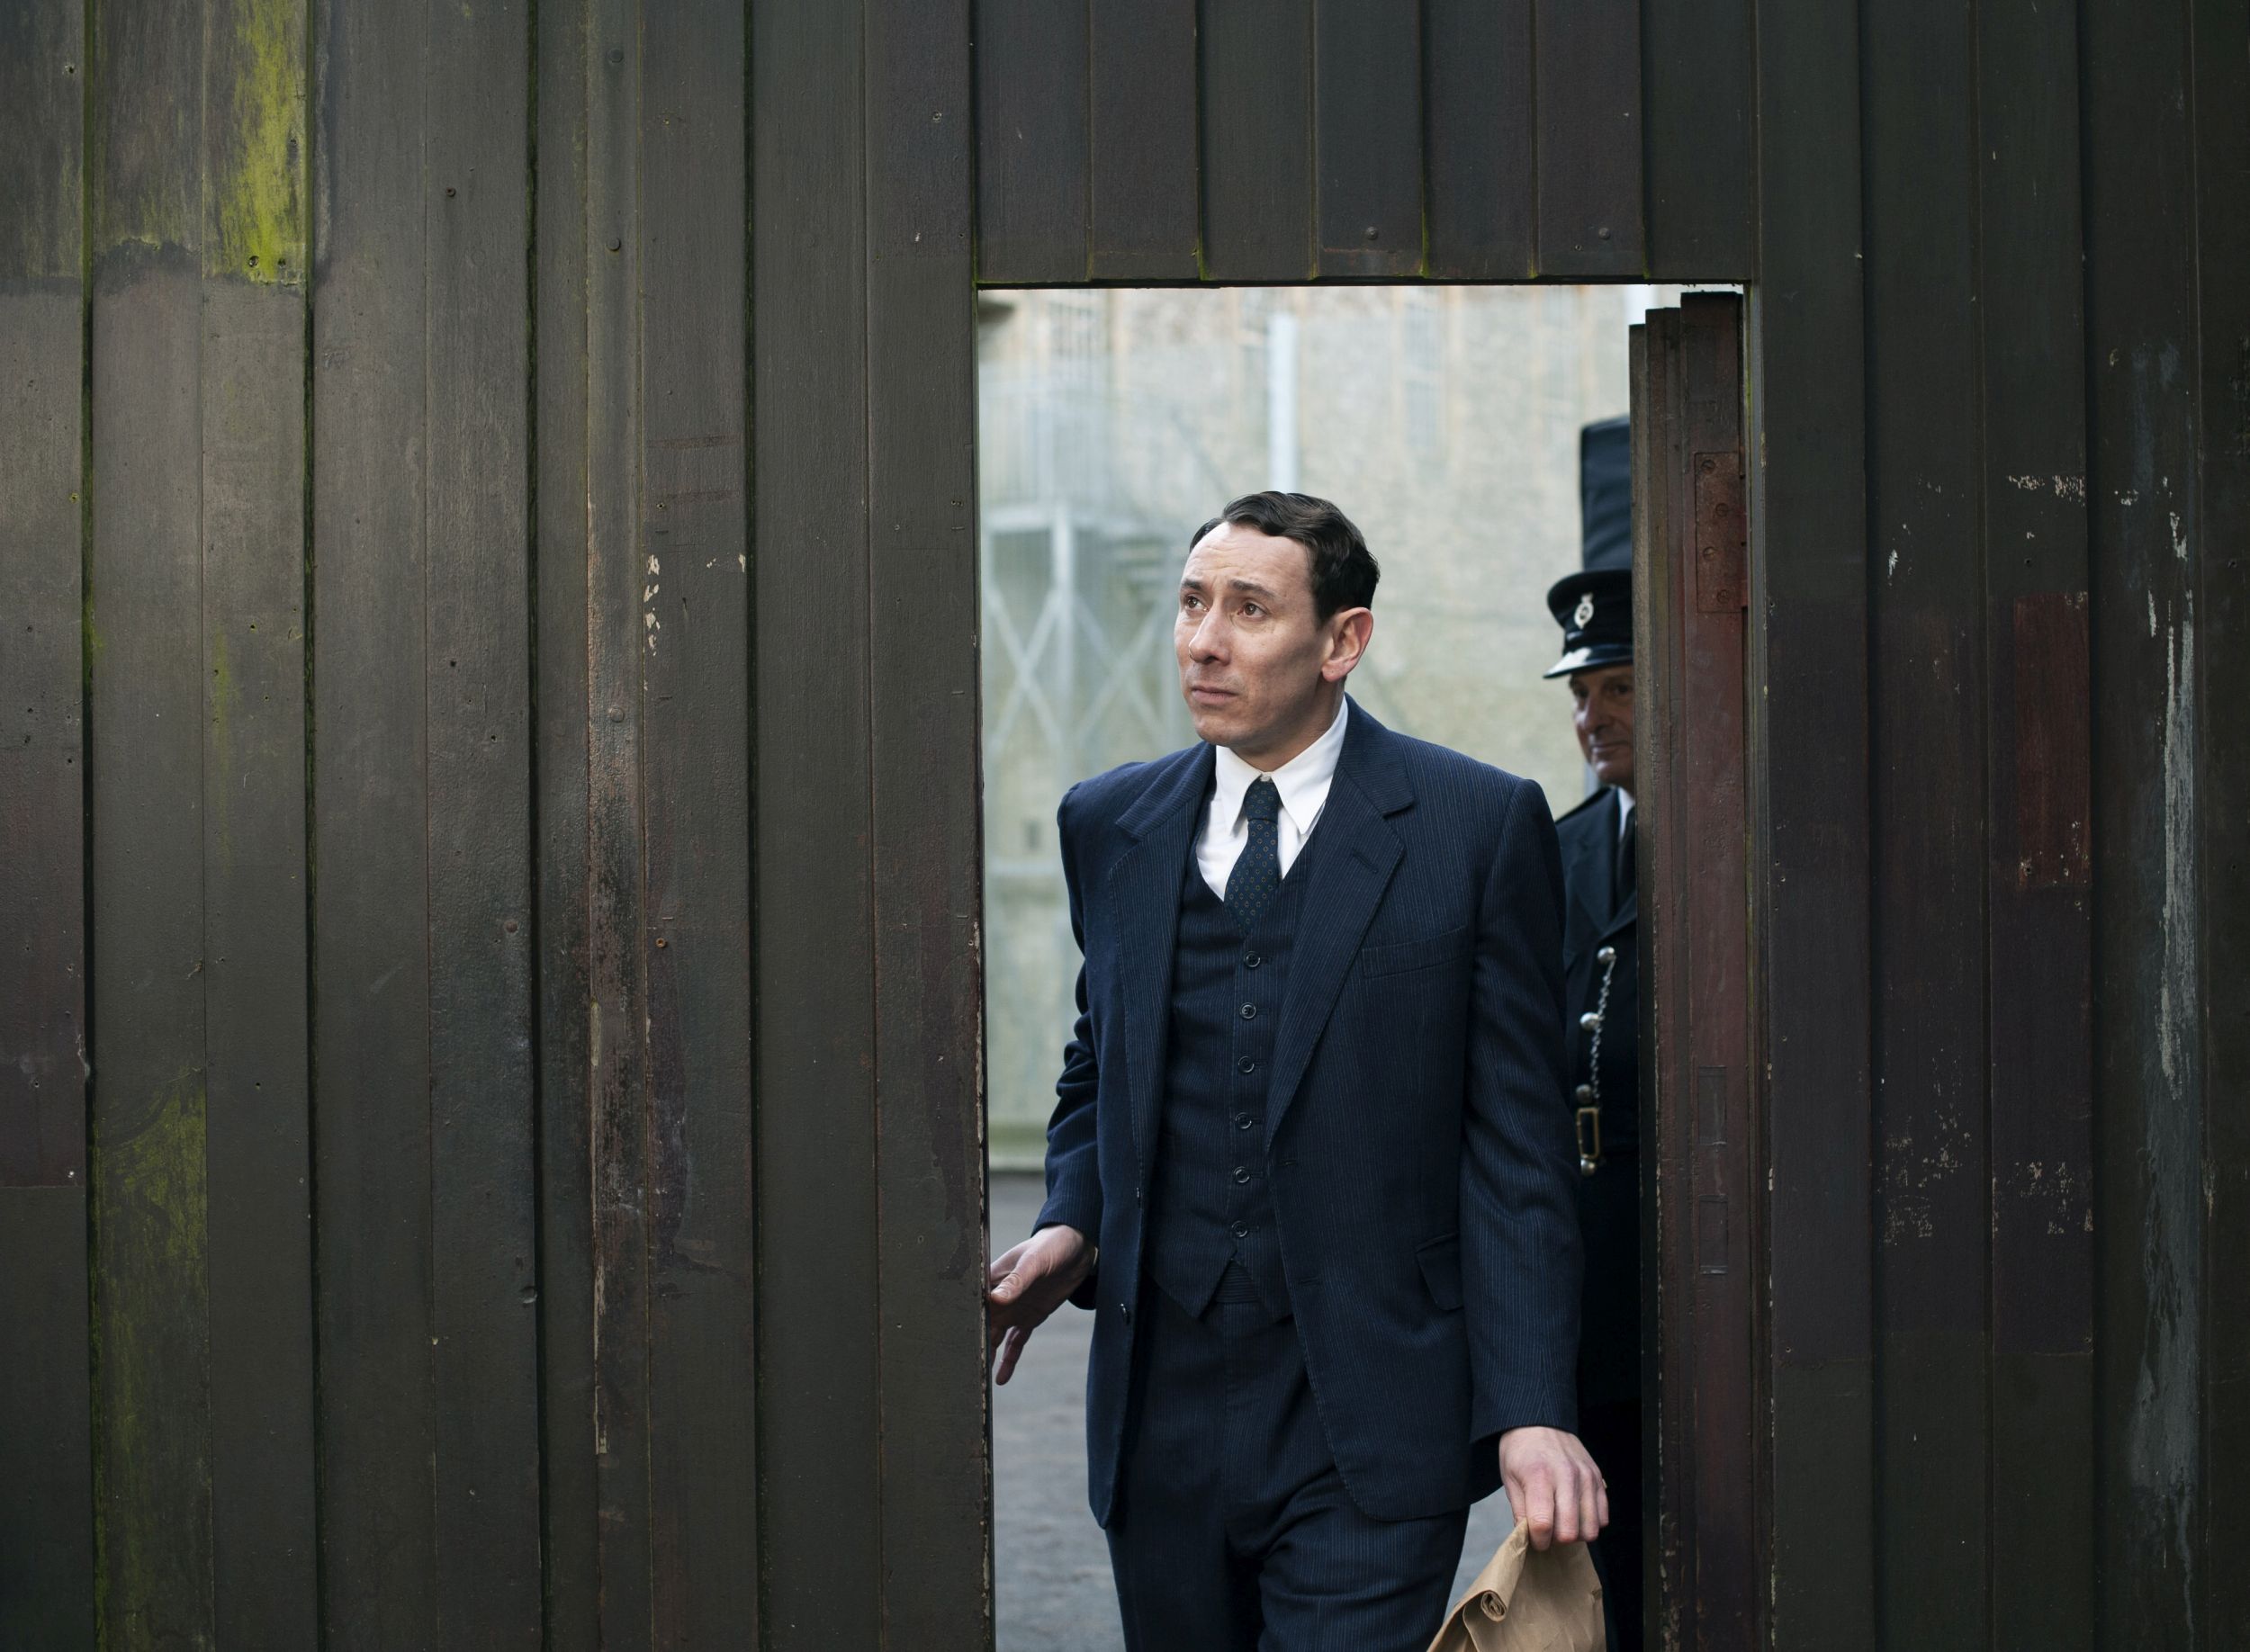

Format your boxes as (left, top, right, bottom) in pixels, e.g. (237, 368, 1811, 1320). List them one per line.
(1195, 695, 1352, 899)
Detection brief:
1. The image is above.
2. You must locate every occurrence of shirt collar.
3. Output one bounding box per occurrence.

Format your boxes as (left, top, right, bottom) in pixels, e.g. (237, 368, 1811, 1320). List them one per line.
(1616, 786, 1635, 839)
(1213, 695, 1352, 838)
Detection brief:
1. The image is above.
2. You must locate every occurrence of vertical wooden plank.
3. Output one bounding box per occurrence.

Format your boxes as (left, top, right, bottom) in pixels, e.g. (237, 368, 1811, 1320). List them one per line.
(1199, 0, 1314, 282)
(582, 0, 657, 1634)
(1313, 0, 1420, 276)
(1746, 1, 1875, 1644)
(638, 1, 758, 1642)
(424, 0, 542, 1640)
(867, 0, 989, 1642)
(1423, 0, 1533, 280)
(1087, 0, 1198, 281)
(533, 0, 600, 1640)
(1638, 0, 1752, 280)
(0, 1190, 95, 1646)
(310, 0, 437, 1633)
(2190, 1, 2250, 1642)
(1862, 2, 1989, 1644)
(0, 5, 95, 1637)
(972, 0, 1088, 283)
(88, 0, 217, 1638)
(1678, 294, 1757, 1648)
(1630, 313, 1690, 1649)
(752, 0, 882, 1645)
(1974, 4, 2096, 1646)
(1532, 0, 1643, 276)
(0, 0, 91, 1194)
(199, 0, 318, 1637)
(2081, 1, 2203, 1643)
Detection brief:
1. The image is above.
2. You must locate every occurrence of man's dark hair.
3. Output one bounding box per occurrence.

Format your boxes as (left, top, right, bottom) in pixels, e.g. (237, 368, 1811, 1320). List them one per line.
(1190, 491, 1381, 620)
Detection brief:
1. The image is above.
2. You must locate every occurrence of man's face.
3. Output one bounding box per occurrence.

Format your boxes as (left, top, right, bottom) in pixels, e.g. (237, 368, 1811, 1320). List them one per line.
(1174, 522, 1367, 764)
(1569, 664, 1636, 793)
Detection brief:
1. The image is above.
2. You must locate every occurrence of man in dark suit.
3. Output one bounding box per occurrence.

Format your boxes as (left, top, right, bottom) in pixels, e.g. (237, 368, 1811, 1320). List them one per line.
(988, 491, 1605, 1652)
(1543, 414, 1643, 1652)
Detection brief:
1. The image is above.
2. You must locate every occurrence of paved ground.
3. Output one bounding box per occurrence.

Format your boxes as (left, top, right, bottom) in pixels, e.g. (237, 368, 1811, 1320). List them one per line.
(991, 1172, 1516, 1651)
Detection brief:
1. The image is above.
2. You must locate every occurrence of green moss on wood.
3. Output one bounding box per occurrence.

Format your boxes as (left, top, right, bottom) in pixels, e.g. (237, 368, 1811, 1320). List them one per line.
(206, 0, 305, 283)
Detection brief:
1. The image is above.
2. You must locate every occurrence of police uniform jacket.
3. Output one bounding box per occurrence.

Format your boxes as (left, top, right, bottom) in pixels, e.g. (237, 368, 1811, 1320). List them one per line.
(1554, 785, 1640, 1408)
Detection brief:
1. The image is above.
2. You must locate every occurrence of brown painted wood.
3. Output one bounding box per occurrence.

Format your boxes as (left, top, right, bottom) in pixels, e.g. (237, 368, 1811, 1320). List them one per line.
(867, 0, 991, 1639)
(2082, 0, 2207, 1643)
(2189, 4, 2250, 1642)
(1422, 0, 1533, 281)
(580, 3, 660, 1641)
(0, 10, 94, 1635)
(423, 0, 544, 1639)
(1863, 3, 1990, 1641)
(974, 0, 1090, 283)
(1639, 0, 1752, 280)
(1974, 3, 2097, 1645)
(1200, 0, 1316, 282)
(310, 0, 438, 1633)
(89, 0, 216, 1637)
(638, 1, 760, 1640)
(1314, 0, 1421, 277)
(199, 0, 319, 1636)
(1746, 3, 1876, 1644)
(752, 2, 885, 1645)
(1637, 296, 1758, 1650)
(1532, 0, 1642, 276)
(1088, 0, 1199, 281)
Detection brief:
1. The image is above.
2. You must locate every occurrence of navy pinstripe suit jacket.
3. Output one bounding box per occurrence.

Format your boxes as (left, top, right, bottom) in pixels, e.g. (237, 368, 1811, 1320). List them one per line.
(1038, 699, 1583, 1525)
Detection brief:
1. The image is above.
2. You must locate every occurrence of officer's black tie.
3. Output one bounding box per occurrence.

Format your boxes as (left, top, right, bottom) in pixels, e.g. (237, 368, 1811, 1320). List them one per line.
(1616, 804, 1637, 911)
(1226, 777, 1283, 932)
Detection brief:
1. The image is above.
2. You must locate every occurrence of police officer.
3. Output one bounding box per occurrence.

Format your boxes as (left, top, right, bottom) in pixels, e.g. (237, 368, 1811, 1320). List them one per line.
(1542, 416, 1642, 1652)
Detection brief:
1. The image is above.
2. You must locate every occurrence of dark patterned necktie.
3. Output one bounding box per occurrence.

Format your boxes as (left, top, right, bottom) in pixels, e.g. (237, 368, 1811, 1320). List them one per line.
(1225, 777, 1283, 932)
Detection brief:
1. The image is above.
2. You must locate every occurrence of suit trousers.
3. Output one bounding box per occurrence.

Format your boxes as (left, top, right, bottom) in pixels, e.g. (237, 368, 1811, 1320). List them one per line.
(1105, 1266, 1471, 1652)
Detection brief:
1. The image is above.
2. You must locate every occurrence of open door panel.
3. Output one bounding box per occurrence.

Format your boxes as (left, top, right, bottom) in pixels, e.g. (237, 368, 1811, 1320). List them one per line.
(1632, 293, 1762, 1649)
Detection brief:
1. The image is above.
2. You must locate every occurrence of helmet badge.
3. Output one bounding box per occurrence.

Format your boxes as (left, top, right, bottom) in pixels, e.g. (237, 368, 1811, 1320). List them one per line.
(1572, 592, 1597, 628)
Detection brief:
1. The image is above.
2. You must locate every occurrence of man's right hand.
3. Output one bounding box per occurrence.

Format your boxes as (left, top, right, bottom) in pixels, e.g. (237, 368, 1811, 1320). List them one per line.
(986, 1224, 1096, 1385)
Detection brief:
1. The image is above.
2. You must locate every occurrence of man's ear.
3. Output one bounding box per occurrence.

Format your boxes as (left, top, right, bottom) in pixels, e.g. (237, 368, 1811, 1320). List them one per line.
(1321, 608, 1374, 682)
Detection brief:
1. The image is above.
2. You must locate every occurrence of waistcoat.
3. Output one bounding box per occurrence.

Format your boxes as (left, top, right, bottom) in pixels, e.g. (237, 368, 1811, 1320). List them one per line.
(1143, 821, 1322, 1323)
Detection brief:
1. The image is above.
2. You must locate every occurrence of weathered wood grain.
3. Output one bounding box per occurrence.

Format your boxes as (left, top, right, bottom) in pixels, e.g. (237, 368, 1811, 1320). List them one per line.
(1639, 0, 1752, 281)
(90, 0, 216, 1637)
(638, 0, 760, 1640)
(868, 0, 991, 1639)
(1423, 0, 1534, 280)
(1200, 0, 1315, 282)
(423, 0, 543, 1639)
(1863, 2, 1990, 1642)
(1314, 0, 1421, 277)
(1747, 2, 1876, 1644)
(1532, 0, 1643, 276)
(752, 1, 884, 1645)
(1974, 3, 2096, 1644)
(196, 0, 320, 1639)
(580, 0, 657, 1636)
(310, 0, 438, 1633)
(974, 0, 1089, 283)
(2189, 2, 2250, 1640)
(1088, 0, 1198, 281)
(0, 7, 94, 1634)
(2082, 0, 2207, 1643)
(533, 0, 599, 1640)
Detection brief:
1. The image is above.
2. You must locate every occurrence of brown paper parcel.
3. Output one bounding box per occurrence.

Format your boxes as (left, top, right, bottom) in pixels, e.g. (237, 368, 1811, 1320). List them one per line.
(1425, 1520, 1606, 1652)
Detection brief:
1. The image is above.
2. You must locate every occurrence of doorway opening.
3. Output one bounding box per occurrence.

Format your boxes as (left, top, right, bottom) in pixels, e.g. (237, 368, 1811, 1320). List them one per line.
(978, 282, 1741, 1650)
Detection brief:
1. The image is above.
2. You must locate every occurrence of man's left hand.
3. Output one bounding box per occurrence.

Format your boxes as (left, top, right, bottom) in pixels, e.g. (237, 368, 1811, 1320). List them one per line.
(1497, 1426, 1608, 1549)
